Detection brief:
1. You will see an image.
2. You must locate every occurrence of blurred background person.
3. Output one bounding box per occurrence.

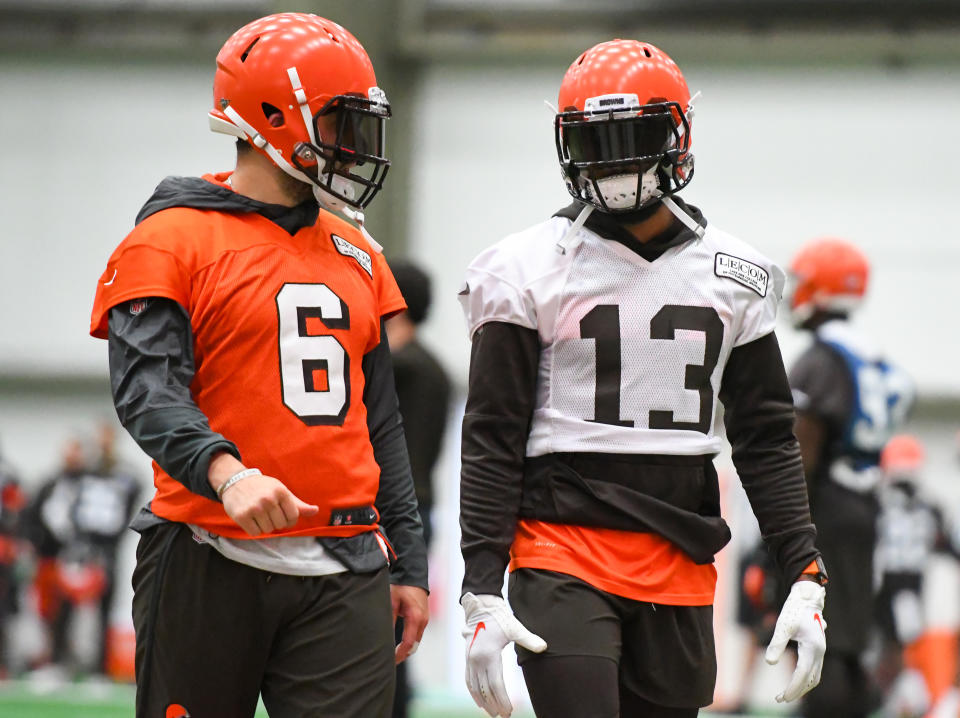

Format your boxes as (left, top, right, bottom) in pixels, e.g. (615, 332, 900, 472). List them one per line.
(787, 238, 915, 718)
(730, 540, 787, 715)
(872, 433, 952, 717)
(0, 445, 26, 678)
(88, 420, 142, 676)
(386, 260, 451, 718)
(22, 434, 139, 678)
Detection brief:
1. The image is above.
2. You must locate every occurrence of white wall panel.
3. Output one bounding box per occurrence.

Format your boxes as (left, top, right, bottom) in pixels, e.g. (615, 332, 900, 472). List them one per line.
(407, 63, 960, 395)
(1, 58, 958, 397)
(0, 60, 233, 374)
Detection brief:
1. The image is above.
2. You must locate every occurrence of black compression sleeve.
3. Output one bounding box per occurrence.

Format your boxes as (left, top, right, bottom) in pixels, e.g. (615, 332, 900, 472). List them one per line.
(460, 322, 540, 596)
(108, 298, 239, 502)
(719, 331, 821, 584)
(364, 322, 428, 590)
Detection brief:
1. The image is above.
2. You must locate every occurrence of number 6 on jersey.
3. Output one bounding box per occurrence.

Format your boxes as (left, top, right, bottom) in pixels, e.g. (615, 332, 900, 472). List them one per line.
(276, 283, 351, 425)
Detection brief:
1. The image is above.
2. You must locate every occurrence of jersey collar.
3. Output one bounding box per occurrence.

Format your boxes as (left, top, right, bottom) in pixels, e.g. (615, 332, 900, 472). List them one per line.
(552, 198, 707, 262)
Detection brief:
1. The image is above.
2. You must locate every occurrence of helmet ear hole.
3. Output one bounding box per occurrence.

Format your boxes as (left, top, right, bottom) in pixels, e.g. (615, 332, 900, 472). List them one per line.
(262, 103, 285, 127)
(240, 37, 260, 63)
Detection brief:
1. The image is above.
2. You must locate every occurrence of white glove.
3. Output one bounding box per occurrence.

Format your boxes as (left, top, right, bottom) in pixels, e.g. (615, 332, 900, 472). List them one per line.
(765, 580, 827, 703)
(461, 592, 547, 717)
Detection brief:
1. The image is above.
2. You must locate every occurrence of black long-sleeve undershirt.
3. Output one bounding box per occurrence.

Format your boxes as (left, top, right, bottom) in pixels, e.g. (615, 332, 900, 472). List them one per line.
(460, 322, 540, 596)
(460, 321, 819, 596)
(718, 331, 820, 584)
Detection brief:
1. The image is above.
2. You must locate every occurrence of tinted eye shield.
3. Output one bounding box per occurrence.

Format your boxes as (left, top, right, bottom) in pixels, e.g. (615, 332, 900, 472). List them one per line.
(291, 94, 391, 209)
(555, 102, 689, 173)
(292, 95, 390, 168)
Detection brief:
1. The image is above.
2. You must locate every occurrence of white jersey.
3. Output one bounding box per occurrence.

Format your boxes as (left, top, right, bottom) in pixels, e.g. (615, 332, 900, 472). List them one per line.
(459, 210, 785, 458)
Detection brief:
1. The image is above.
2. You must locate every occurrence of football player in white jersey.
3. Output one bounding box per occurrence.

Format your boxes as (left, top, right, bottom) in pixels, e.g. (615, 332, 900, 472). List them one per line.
(458, 40, 829, 718)
(787, 238, 914, 718)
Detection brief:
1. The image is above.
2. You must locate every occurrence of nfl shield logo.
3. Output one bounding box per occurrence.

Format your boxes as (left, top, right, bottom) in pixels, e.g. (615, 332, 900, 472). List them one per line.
(129, 299, 148, 316)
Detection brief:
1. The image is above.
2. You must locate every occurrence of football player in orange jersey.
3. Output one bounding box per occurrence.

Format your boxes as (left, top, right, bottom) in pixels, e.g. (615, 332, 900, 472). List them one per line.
(89, 13, 427, 718)
(458, 40, 828, 717)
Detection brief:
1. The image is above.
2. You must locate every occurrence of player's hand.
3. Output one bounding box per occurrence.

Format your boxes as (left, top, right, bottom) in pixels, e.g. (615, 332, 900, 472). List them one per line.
(391, 584, 429, 664)
(220, 473, 319, 536)
(461, 592, 547, 718)
(765, 580, 827, 703)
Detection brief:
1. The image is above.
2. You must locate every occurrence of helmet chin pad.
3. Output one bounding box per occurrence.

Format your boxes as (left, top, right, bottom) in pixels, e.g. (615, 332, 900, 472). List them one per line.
(312, 173, 356, 211)
(579, 168, 662, 212)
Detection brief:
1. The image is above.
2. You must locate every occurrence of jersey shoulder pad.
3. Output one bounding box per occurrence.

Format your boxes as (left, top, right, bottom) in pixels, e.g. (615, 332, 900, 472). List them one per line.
(459, 217, 570, 337)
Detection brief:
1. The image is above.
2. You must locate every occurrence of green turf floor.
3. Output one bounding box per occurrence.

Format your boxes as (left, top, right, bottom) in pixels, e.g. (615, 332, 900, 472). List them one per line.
(0, 680, 782, 717)
(0, 680, 538, 718)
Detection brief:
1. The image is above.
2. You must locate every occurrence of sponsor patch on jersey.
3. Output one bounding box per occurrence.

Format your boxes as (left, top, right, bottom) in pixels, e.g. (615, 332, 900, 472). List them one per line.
(330, 234, 372, 277)
(129, 298, 149, 315)
(714, 253, 768, 297)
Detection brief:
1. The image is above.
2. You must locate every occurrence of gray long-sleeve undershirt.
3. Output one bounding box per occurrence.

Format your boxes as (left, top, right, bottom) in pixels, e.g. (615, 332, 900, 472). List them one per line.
(107, 297, 428, 589)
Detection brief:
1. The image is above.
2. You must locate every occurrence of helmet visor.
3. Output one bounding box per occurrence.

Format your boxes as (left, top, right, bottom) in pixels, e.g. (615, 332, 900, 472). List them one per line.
(558, 102, 687, 171)
(293, 94, 391, 210)
(323, 96, 388, 161)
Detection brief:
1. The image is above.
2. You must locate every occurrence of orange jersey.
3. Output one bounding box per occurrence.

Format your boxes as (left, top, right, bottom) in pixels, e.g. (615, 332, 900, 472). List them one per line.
(509, 520, 717, 605)
(90, 173, 404, 539)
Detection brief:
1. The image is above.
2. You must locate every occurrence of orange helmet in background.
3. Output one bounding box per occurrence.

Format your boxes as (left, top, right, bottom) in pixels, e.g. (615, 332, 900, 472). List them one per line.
(209, 13, 390, 211)
(555, 39, 695, 212)
(881, 434, 926, 477)
(788, 237, 869, 325)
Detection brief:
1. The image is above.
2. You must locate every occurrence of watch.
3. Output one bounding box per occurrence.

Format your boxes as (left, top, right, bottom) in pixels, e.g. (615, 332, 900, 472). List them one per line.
(800, 556, 829, 586)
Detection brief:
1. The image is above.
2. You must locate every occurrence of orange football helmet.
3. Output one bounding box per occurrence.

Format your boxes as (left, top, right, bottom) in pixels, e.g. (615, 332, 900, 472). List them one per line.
(209, 13, 390, 211)
(788, 238, 869, 324)
(880, 434, 925, 477)
(555, 39, 695, 212)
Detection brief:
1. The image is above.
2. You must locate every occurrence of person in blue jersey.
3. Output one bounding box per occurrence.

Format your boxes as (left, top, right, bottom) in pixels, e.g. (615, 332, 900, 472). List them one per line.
(787, 237, 914, 718)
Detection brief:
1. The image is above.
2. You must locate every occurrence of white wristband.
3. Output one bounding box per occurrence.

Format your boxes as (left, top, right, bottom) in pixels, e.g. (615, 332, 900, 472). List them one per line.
(216, 468, 261, 501)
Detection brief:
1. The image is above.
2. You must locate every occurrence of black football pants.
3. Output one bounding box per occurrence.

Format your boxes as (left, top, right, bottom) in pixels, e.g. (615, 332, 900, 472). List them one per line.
(132, 522, 395, 718)
(510, 569, 711, 717)
(522, 656, 700, 718)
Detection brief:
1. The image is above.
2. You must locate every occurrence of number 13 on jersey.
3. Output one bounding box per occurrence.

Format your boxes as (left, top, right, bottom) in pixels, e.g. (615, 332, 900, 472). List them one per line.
(578, 303, 724, 434)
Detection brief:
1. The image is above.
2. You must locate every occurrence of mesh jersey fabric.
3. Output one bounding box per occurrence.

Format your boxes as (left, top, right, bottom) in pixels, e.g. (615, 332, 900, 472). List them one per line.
(460, 211, 785, 604)
(460, 214, 784, 458)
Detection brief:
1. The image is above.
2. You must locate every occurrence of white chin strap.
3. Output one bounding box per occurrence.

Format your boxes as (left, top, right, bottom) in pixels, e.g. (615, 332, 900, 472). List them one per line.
(662, 195, 705, 238)
(555, 203, 595, 254)
(582, 167, 661, 210)
(286, 65, 357, 214)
